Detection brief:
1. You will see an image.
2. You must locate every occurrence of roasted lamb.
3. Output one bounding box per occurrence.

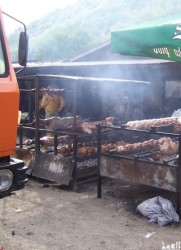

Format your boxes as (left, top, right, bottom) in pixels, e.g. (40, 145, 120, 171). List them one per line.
(28, 116, 117, 133)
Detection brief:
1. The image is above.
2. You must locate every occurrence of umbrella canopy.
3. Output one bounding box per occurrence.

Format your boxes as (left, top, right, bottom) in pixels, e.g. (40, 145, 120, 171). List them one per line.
(111, 14, 181, 62)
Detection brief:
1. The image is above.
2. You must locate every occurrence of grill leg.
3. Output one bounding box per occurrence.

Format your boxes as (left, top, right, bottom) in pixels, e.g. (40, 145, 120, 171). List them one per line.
(177, 191, 181, 216)
(97, 174, 102, 198)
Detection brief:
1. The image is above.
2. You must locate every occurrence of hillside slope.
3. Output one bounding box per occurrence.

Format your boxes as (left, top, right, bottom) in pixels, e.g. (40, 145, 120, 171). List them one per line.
(8, 0, 181, 61)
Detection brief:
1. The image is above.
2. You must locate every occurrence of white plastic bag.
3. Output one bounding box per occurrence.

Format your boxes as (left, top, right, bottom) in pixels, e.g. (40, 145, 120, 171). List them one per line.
(136, 196, 179, 226)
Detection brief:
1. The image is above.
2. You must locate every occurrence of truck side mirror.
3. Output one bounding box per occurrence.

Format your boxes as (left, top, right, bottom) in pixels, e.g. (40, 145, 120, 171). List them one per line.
(18, 31, 28, 66)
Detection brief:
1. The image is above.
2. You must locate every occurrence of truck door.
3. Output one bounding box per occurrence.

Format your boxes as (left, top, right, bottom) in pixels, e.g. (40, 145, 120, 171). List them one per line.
(0, 18, 20, 157)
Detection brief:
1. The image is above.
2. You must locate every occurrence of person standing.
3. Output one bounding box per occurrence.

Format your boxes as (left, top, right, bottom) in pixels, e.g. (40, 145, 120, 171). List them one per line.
(132, 105, 145, 121)
(40, 92, 65, 119)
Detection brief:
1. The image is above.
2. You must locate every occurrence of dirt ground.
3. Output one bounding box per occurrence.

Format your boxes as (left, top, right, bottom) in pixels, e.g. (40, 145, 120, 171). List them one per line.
(0, 178, 180, 250)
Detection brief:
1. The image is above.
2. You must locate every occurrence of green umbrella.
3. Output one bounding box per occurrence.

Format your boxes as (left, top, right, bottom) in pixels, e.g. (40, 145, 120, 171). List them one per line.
(111, 14, 181, 62)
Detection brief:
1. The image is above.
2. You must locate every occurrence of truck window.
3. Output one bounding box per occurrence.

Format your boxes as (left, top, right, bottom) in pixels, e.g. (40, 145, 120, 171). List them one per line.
(0, 20, 8, 76)
(0, 39, 5, 74)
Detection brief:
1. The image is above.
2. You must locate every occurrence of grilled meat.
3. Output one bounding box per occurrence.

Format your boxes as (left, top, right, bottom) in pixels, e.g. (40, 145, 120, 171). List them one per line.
(27, 116, 117, 133)
(24, 135, 71, 148)
(27, 116, 83, 130)
(77, 146, 97, 157)
(80, 117, 117, 134)
(158, 137, 179, 156)
(126, 117, 179, 130)
(57, 144, 73, 155)
(115, 139, 159, 154)
(57, 142, 97, 157)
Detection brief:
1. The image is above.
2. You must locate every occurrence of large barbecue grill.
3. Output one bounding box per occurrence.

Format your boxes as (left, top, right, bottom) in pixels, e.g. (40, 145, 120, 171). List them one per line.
(97, 124, 181, 215)
(16, 74, 149, 190)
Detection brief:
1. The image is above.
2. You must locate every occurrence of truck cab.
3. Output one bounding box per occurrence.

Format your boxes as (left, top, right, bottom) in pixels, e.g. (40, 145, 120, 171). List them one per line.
(0, 10, 28, 197)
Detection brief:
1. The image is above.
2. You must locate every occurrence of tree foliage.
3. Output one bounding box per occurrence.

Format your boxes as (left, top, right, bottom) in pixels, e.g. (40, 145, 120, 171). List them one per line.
(8, 0, 181, 62)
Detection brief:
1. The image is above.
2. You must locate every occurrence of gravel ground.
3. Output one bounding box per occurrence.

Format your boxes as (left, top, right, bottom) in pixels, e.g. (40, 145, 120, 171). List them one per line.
(0, 178, 180, 250)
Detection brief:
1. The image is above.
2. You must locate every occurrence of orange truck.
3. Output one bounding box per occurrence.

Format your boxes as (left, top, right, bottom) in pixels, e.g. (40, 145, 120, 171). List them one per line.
(0, 10, 28, 197)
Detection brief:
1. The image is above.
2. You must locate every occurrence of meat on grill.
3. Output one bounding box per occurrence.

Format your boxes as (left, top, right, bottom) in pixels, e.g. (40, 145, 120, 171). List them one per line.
(27, 116, 83, 130)
(101, 136, 179, 159)
(57, 144, 73, 155)
(101, 143, 114, 153)
(39, 116, 83, 130)
(151, 137, 178, 160)
(28, 116, 117, 134)
(25, 135, 71, 148)
(80, 117, 117, 134)
(173, 122, 181, 132)
(126, 117, 179, 130)
(115, 139, 159, 154)
(158, 137, 179, 156)
(101, 141, 125, 153)
(57, 142, 97, 157)
(77, 146, 97, 157)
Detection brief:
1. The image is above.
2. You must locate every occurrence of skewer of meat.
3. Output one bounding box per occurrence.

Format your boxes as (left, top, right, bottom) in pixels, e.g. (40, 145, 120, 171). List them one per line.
(114, 139, 159, 154)
(24, 135, 71, 148)
(57, 143, 97, 157)
(77, 146, 97, 157)
(126, 117, 179, 130)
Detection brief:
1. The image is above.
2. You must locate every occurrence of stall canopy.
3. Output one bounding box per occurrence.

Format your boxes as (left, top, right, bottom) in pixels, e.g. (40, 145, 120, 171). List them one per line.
(111, 14, 181, 62)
